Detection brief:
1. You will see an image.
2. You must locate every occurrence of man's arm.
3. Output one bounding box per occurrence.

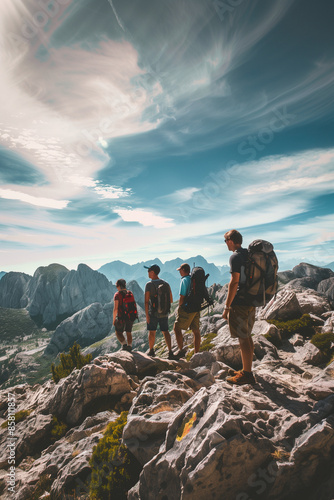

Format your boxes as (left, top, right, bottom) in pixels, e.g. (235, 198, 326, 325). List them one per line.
(113, 299, 119, 324)
(222, 272, 240, 319)
(145, 290, 150, 323)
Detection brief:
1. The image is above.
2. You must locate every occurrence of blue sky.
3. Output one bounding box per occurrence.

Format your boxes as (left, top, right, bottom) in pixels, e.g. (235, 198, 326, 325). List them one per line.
(0, 0, 334, 274)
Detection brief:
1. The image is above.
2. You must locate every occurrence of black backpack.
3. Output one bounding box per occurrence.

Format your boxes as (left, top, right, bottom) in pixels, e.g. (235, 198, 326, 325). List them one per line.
(183, 267, 214, 313)
(243, 240, 278, 306)
(151, 281, 171, 316)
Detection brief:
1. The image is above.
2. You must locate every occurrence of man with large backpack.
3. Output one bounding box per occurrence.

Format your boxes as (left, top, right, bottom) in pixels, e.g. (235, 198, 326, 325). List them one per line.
(222, 229, 278, 385)
(113, 279, 138, 352)
(173, 263, 201, 358)
(144, 264, 174, 359)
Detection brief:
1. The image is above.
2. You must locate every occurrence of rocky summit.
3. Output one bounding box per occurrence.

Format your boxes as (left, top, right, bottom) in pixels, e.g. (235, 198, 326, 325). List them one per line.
(0, 263, 333, 499)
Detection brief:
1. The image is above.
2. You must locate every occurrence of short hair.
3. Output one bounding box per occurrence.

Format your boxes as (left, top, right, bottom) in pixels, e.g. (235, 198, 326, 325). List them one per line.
(116, 279, 126, 289)
(224, 229, 243, 245)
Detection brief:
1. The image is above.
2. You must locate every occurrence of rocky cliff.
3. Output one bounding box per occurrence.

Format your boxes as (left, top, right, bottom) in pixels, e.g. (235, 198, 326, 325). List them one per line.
(0, 272, 31, 309)
(4, 263, 118, 328)
(0, 276, 334, 500)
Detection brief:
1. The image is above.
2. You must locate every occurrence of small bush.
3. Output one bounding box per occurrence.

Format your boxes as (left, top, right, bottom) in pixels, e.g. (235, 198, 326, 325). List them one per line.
(89, 412, 142, 500)
(267, 314, 314, 336)
(51, 342, 92, 383)
(311, 332, 334, 358)
(50, 415, 68, 442)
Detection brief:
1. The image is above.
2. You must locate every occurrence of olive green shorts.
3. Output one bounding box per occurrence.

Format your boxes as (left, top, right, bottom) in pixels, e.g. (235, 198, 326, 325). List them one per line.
(228, 305, 256, 339)
(174, 306, 200, 331)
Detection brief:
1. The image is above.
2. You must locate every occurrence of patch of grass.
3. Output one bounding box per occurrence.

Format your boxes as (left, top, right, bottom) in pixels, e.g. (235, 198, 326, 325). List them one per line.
(267, 314, 314, 337)
(272, 448, 290, 462)
(1, 409, 32, 428)
(186, 332, 217, 361)
(89, 412, 142, 500)
(29, 473, 52, 500)
(311, 332, 334, 358)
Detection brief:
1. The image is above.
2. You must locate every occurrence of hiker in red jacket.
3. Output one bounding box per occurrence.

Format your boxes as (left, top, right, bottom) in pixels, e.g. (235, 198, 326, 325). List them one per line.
(113, 279, 137, 352)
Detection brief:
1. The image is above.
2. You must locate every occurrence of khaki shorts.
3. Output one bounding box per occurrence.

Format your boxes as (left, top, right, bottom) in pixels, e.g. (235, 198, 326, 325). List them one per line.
(174, 306, 200, 331)
(228, 305, 256, 339)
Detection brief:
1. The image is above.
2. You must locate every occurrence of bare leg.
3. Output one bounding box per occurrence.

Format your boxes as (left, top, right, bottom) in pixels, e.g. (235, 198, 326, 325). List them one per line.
(162, 331, 172, 351)
(116, 331, 126, 345)
(239, 336, 254, 372)
(126, 331, 132, 346)
(174, 324, 184, 350)
(149, 331, 156, 350)
(193, 329, 201, 353)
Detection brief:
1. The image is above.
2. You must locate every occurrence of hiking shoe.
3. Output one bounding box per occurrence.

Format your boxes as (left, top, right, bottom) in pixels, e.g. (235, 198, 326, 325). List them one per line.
(175, 348, 187, 360)
(226, 370, 256, 385)
(228, 368, 242, 376)
(126, 345, 132, 352)
(148, 348, 155, 357)
(168, 350, 177, 360)
(121, 344, 128, 351)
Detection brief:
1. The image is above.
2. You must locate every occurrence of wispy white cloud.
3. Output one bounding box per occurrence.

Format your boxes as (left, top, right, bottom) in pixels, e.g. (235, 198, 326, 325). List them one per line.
(0, 188, 69, 209)
(114, 208, 174, 228)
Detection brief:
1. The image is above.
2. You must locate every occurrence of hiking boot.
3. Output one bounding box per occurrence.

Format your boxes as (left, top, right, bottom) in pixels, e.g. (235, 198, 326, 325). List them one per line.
(126, 345, 132, 352)
(148, 348, 155, 357)
(175, 348, 187, 360)
(168, 350, 177, 360)
(226, 370, 256, 386)
(121, 344, 128, 351)
(228, 368, 242, 376)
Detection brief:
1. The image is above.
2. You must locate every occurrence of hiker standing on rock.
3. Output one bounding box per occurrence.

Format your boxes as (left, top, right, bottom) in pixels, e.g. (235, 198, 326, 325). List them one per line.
(173, 263, 201, 359)
(222, 230, 256, 385)
(113, 279, 138, 352)
(144, 264, 174, 359)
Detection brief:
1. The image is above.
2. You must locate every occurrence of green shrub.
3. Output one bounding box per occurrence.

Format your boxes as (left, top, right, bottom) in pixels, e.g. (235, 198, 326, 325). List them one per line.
(311, 332, 334, 358)
(50, 415, 68, 442)
(89, 412, 142, 500)
(51, 342, 92, 383)
(267, 314, 314, 336)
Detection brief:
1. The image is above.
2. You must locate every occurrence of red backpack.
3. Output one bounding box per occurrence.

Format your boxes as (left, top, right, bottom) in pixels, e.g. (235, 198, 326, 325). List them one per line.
(119, 290, 138, 322)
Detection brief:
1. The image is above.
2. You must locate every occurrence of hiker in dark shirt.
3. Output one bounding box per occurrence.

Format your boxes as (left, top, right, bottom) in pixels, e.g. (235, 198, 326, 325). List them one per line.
(222, 229, 256, 385)
(144, 264, 174, 358)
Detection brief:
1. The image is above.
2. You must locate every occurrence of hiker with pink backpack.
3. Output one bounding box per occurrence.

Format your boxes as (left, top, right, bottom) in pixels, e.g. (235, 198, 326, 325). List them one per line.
(113, 279, 138, 352)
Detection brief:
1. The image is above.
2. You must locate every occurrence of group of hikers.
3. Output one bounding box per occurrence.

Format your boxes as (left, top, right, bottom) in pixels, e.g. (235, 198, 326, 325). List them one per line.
(112, 229, 278, 386)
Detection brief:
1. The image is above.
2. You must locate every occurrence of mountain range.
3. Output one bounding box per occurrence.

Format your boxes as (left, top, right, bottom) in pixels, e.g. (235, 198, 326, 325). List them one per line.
(98, 255, 230, 297)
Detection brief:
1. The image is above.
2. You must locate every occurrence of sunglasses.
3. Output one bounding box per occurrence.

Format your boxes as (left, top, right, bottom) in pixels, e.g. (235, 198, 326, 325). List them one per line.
(224, 238, 230, 243)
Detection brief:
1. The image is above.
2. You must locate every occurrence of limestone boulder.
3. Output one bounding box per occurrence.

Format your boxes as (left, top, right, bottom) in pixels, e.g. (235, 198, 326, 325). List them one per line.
(39, 361, 131, 425)
(15, 411, 116, 500)
(123, 372, 202, 464)
(292, 342, 326, 367)
(295, 289, 331, 316)
(262, 290, 302, 321)
(318, 277, 334, 305)
(129, 384, 276, 500)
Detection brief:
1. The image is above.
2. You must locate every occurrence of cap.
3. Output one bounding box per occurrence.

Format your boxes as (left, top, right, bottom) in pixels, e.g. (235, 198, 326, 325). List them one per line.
(144, 264, 160, 274)
(177, 263, 190, 273)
